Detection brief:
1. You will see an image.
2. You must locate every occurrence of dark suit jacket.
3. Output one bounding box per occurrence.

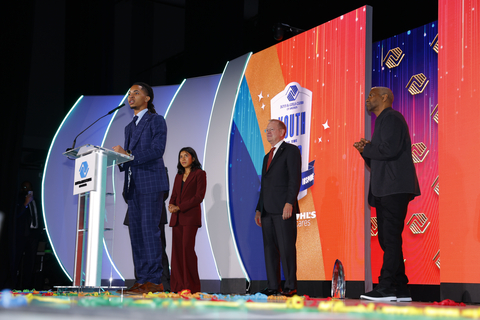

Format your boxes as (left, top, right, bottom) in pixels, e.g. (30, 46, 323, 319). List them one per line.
(256, 141, 302, 215)
(120, 111, 169, 198)
(362, 107, 421, 207)
(169, 168, 207, 227)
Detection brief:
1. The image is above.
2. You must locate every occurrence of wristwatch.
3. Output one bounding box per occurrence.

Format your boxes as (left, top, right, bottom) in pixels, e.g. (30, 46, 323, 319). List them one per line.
(126, 150, 132, 156)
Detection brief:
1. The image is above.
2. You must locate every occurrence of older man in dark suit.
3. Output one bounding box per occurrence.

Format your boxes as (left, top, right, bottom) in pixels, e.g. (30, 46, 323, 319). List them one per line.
(113, 82, 168, 294)
(255, 119, 301, 297)
(354, 86, 420, 302)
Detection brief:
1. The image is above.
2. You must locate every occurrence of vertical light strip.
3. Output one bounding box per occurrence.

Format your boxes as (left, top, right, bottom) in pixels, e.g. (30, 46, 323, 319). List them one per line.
(224, 52, 253, 282)
(203, 64, 230, 281)
(41, 95, 84, 282)
(99, 95, 129, 282)
(103, 238, 124, 281)
(100, 94, 128, 148)
(165, 79, 186, 119)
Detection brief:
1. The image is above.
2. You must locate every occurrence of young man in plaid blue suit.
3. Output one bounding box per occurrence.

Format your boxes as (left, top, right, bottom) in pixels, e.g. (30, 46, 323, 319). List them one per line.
(113, 82, 168, 294)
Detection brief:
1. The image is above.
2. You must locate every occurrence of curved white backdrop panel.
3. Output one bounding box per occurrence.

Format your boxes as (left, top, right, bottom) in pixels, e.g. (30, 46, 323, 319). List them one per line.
(203, 53, 252, 283)
(42, 95, 125, 280)
(163, 74, 222, 282)
(43, 57, 250, 285)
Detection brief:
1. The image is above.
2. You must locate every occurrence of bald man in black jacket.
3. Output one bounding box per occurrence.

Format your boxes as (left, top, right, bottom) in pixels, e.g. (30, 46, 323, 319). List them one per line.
(354, 87, 420, 302)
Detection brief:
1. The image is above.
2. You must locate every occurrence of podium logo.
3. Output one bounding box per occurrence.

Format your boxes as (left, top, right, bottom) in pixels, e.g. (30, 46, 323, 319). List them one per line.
(406, 73, 429, 95)
(412, 142, 429, 163)
(433, 250, 440, 269)
(430, 104, 439, 124)
(406, 213, 430, 234)
(431, 176, 439, 195)
(383, 47, 405, 69)
(286, 85, 299, 101)
(430, 34, 439, 53)
(371, 217, 378, 236)
(79, 161, 89, 178)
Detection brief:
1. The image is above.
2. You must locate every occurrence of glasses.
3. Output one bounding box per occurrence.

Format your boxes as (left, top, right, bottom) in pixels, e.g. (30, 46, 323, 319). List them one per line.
(264, 128, 276, 133)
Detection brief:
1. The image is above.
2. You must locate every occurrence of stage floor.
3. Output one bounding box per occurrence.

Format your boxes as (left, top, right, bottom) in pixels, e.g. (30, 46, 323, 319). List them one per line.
(1, 291, 478, 320)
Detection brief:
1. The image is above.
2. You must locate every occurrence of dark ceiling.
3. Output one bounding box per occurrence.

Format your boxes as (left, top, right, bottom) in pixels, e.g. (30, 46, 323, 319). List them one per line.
(0, 0, 437, 209)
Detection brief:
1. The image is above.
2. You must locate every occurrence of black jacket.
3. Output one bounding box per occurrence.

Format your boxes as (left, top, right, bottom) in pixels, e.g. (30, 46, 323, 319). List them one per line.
(362, 107, 421, 206)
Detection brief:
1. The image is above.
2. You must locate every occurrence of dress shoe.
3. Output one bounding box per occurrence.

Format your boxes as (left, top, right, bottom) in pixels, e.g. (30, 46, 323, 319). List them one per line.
(128, 282, 142, 290)
(258, 288, 279, 296)
(281, 288, 297, 297)
(127, 281, 164, 294)
(116, 282, 141, 294)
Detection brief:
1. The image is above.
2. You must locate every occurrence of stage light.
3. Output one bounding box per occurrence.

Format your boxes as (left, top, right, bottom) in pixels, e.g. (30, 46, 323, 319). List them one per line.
(273, 23, 305, 41)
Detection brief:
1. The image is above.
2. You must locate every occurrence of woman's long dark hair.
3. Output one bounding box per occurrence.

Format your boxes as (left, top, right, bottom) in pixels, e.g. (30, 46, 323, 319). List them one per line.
(177, 147, 202, 174)
(133, 82, 156, 114)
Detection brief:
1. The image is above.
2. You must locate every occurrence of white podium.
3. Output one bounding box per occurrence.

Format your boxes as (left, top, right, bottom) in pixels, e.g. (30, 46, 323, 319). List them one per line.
(63, 144, 132, 288)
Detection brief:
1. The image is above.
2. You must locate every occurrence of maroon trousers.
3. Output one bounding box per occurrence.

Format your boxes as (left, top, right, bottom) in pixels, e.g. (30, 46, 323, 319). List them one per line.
(170, 225, 200, 293)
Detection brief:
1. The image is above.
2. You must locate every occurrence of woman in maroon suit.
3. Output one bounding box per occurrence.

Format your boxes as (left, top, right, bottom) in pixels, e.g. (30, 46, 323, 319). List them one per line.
(168, 147, 206, 293)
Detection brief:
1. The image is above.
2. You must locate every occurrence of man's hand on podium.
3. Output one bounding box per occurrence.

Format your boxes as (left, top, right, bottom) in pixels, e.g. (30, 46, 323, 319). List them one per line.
(113, 145, 128, 155)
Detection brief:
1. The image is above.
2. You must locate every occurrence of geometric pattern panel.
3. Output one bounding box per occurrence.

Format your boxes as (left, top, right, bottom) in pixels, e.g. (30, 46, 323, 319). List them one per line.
(371, 21, 439, 285)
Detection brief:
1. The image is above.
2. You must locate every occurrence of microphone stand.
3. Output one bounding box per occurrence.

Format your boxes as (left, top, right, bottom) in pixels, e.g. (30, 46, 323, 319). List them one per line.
(66, 103, 125, 152)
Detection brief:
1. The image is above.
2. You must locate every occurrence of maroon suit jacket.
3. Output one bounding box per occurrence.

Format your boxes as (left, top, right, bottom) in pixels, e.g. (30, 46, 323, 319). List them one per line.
(169, 168, 206, 227)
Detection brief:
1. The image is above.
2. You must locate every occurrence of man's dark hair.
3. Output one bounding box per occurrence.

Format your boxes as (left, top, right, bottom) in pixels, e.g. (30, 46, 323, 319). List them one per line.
(133, 82, 156, 114)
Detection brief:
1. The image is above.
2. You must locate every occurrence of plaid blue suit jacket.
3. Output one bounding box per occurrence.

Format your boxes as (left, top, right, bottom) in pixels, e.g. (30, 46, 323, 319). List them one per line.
(121, 111, 168, 197)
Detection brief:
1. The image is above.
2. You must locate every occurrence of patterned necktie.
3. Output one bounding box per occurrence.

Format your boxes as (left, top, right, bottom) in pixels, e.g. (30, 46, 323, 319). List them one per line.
(127, 115, 138, 192)
(267, 147, 276, 170)
(127, 115, 138, 150)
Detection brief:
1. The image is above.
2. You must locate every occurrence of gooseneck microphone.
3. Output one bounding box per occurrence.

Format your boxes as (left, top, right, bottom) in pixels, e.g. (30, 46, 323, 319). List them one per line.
(107, 104, 126, 115)
(66, 103, 125, 152)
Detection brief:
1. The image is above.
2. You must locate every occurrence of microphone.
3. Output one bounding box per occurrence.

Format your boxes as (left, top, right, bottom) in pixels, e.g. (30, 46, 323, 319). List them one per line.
(108, 103, 126, 114)
(66, 103, 126, 151)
